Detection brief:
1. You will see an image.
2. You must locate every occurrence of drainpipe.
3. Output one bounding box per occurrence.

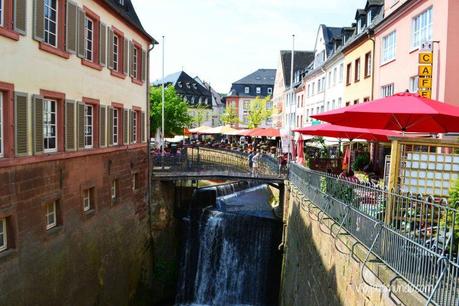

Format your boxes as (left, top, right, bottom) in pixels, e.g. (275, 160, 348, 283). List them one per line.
(368, 29, 376, 101)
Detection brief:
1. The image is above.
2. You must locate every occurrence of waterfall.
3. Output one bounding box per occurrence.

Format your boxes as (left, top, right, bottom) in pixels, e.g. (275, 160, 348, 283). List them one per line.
(176, 185, 282, 306)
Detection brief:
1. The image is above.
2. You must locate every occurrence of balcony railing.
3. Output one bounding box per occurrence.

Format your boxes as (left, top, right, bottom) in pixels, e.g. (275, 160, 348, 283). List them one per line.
(289, 163, 459, 305)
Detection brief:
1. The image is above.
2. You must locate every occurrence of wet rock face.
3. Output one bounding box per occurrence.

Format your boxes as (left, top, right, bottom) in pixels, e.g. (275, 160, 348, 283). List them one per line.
(176, 184, 283, 306)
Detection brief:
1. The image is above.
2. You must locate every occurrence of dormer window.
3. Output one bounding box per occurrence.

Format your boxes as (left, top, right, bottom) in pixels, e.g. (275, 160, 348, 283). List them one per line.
(367, 10, 372, 26)
(119, 0, 124, 5)
(186, 82, 190, 89)
(178, 81, 183, 88)
(193, 83, 197, 89)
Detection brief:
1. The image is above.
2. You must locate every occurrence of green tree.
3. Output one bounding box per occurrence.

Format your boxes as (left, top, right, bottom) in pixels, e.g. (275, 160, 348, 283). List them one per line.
(220, 105, 240, 126)
(150, 85, 192, 136)
(247, 96, 272, 128)
(191, 104, 209, 127)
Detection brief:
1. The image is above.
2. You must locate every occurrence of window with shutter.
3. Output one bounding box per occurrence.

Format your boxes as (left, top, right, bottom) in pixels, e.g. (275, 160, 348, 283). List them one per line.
(65, 100, 76, 151)
(65, 1, 77, 53)
(0, 0, 19, 40)
(84, 104, 93, 148)
(108, 107, 113, 146)
(123, 109, 128, 145)
(77, 6, 85, 58)
(0, 0, 4, 28)
(129, 41, 134, 78)
(13, 0, 27, 35)
(112, 108, 118, 145)
(33, 95, 45, 154)
(123, 38, 128, 75)
(99, 23, 107, 66)
(43, 99, 57, 153)
(132, 110, 137, 144)
(77, 102, 84, 149)
(99, 105, 106, 147)
(131, 41, 144, 85)
(33, 0, 45, 41)
(107, 28, 113, 69)
(44, 0, 58, 47)
(141, 111, 145, 143)
(14, 92, 28, 156)
(81, 6, 102, 70)
(141, 49, 146, 82)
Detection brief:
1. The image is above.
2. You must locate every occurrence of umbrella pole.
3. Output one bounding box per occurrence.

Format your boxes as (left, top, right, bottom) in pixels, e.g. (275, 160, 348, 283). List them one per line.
(348, 140, 353, 172)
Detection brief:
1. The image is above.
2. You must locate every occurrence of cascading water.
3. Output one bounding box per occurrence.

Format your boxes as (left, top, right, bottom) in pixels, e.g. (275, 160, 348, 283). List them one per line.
(176, 184, 282, 306)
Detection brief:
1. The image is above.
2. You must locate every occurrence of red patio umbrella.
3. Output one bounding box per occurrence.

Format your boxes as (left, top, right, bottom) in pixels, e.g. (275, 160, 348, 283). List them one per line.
(294, 123, 400, 142)
(311, 92, 459, 133)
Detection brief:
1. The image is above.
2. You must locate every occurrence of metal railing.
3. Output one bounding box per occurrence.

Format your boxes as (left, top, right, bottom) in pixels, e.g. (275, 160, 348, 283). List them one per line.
(152, 146, 283, 179)
(289, 163, 459, 305)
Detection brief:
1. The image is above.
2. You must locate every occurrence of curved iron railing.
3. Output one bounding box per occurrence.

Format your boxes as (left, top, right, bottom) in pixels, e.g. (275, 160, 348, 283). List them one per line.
(152, 146, 283, 179)
(289, 163, 459, 306)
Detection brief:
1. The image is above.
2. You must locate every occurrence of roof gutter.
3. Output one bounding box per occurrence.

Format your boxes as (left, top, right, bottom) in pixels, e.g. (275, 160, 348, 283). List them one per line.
(368, 28, 376, 101)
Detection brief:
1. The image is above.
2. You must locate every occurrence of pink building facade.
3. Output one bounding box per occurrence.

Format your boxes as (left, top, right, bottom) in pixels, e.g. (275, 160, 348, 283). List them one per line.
(374, 0, 459, 105)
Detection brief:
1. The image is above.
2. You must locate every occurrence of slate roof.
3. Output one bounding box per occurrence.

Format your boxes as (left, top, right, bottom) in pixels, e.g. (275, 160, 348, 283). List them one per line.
(233, 69, 277, 86)
(366, 0, 384, 7)
(322, 26, 346, 57)
(280, 50, 315, 88)
(104, 0, 156, 43)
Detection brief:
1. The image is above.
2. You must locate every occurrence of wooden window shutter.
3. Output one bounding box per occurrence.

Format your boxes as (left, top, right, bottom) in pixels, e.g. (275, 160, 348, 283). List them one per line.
(123, 109, 128, 144)
(14, 92, 28, 156)
(32, 95, 44, 154)
(33, 0, 45, 41)
(108, 107, 113, 146)
(129, 42, 134, 78)
(141, 112, 146, 143)
(14, 0, 27, 35)
(107, 28, 114, 70)
(99, 105, 106, 147)
(65, 100, 76, 151)
(66, 1, 78, 54)
(77, 102, 84, 149)
(77, 8, 85, 59)
(129, 110, 134, 143)
(99, 23, 107, 67)
(141, 49, 147, 82)
(123, 39, 129, 75)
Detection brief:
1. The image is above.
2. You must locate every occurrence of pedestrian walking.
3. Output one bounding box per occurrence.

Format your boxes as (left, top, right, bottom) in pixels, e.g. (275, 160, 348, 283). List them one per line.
(252, 150, 261, 176)
(248, 150, 255, 174)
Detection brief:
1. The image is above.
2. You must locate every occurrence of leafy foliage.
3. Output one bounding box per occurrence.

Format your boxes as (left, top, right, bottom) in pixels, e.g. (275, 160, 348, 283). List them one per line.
(352, 154, 370, 171)
(442, 179, 459, 249)
(150, 86, 192, 136)
(220, 105, 240, 126)
(247, 96, 272, 128)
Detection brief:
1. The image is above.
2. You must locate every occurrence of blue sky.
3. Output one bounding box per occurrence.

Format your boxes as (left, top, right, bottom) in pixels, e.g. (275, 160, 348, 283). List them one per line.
(132, 0, 366, 93)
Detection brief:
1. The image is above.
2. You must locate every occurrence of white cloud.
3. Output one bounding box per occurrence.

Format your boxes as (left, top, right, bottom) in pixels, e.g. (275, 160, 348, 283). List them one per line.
(131, 0, 366, 92)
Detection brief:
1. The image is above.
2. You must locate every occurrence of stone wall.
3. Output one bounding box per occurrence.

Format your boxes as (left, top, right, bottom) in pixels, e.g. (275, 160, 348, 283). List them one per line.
(280, 184, 425, 306)
(0, 148, 179, 306)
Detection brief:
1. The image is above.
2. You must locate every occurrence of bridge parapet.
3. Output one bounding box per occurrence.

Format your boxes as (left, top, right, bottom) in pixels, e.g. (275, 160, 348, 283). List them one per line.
(152, 146, 283, 181)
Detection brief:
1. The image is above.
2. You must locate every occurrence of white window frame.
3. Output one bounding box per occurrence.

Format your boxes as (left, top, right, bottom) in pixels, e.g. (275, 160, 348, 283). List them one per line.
(411, 7, 432, 50)
(244, 87, 250, 94)
(111, 180, 117, 200)
(84, 17, 94, 62)
(84, 104, 93, 148)
(113, 34, 119, 71)
(382, 31, 397, 64)
(256, 87, 261, 94)
(46, 201, 57, 230)
(339, 63, 344, 83)
(0, 94, 3, 158)
(133, 47, 138, 79)
(83, 189, 91, 212)
(113, 108, 118, 145)
(44, 0, 58, 47)
(0, 218, 6, 252)
(132, 111, 137, 143)
(0, 0, 4, 27)
(267, 87, 272, 95)
(44, 99, 57, 153)
(409, 76, 419, 93)
(381, 83, 395, 97)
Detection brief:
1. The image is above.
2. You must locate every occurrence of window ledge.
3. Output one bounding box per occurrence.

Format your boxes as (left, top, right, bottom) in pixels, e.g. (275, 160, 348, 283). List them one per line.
(131, 78, 144, 86)
(355, 79, 360, 83)
(364, 74, 371, 79)
(380, 58, 396, 67)
(39, 43, 70, 59)
(46, 225, 63, 236)
(83, 209, 96, 217)
(82, 59, 103, 71)
(111, 70, 126, 79)
(0, 27, 19, 41)
(0, 249, 17, 263)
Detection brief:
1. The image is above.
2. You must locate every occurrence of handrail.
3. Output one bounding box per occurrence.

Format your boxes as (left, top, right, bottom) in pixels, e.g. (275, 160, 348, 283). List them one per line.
(289, 162, 459, 305)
